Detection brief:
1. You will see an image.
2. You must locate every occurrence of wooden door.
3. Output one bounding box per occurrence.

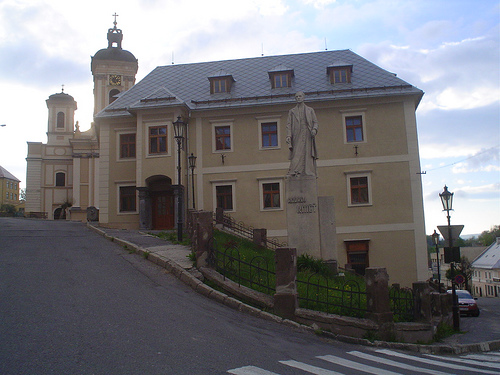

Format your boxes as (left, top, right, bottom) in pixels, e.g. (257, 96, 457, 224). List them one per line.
(152, 192, 174, 229)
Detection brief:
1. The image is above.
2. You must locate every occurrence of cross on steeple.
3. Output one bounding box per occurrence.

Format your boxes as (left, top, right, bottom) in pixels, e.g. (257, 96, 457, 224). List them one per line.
(112, 12, 119, 27)
(61, 84, 65, 93)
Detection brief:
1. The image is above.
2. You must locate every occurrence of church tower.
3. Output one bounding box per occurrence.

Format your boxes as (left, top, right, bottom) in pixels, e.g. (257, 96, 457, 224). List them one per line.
(46, 89, 77, 145)
(91, 15, 138, 115)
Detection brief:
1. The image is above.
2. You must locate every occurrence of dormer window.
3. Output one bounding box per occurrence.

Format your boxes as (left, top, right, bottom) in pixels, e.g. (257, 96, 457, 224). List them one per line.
(268, 64, 294, 89)
(208, 70, 235, 94)
(327, 62, 353, 84)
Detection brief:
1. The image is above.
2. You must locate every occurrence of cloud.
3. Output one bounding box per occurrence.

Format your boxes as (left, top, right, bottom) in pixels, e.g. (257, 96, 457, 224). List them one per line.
(359, 28, 500, 113)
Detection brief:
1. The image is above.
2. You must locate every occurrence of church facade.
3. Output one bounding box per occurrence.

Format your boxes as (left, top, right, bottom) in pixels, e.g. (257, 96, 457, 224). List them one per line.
(26, 22, 428, 285)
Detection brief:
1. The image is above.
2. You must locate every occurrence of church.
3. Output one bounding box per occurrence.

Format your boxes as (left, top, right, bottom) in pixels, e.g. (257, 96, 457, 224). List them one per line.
(26, 20, 428, 285)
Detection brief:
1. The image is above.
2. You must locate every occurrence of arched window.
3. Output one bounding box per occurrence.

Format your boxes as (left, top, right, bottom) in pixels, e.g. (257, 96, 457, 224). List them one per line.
(109, 89, 120, 104)
(55, 172, 65, 187)
(57, 112, 65, 128)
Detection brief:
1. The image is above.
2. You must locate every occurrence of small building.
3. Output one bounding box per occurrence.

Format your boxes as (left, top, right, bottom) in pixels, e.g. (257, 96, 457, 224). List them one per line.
(0, 165, 20, 206)
(472, 238, 500, 297)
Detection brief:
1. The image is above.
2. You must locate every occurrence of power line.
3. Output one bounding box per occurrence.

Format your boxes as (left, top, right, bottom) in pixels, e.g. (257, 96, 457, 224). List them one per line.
(419, 144, 499, 174)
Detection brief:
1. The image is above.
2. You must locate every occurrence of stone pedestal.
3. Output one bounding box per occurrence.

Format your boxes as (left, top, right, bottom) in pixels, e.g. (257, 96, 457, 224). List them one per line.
(286, 176, 321, 258)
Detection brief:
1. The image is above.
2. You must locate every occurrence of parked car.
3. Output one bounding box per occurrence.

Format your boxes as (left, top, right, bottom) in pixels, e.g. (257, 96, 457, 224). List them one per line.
(447, 289, 480, 317)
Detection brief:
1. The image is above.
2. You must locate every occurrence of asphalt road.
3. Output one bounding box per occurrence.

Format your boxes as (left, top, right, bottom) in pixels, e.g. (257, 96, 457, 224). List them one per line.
(1, 217, 499, 375)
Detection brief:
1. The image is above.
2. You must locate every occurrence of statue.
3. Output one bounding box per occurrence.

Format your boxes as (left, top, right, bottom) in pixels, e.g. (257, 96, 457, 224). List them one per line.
(286, 92, 318, 177)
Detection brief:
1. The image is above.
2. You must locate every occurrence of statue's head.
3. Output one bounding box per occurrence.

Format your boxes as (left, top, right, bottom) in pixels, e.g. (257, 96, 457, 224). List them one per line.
(295, 91, 305, 103)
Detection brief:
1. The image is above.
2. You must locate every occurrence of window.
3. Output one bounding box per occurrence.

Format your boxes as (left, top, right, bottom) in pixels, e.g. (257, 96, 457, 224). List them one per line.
(209, 74, 234, 94)
(109, 89, 120, 104)
(215, 126, 231, 151)
(345, 240, 369, 276)
(327, 65, 352, 84)
(350, 177, 368, 204)
(345, 115, 363, 142)
(120, 133, 136, 158)
(149, 126, 168, 154)
(212, 79, 227, 93)
(272, 73, 291, 88)
(346, 172, 372, 206)
(261, 122, 278, 148)
(119, 186, 137, 212)
(56, 112, 65, 128)
(216, 185, 233, 211)
(263, 182, 280, 209)
(55, 172, 65, 187)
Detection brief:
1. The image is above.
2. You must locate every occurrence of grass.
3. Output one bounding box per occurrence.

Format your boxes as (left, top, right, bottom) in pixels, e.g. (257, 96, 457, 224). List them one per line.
(151, 230, 191, 246)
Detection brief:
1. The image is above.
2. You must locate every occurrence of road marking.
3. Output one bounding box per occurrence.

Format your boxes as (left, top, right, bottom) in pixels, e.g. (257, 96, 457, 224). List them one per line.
(227, 366, 280, 375)
(318, 354, 403, 375)
(279, 360, 345, 375)
(348, 350, 453, 375)
(425, 353, 500, 368)
(376, 349, 500, 374)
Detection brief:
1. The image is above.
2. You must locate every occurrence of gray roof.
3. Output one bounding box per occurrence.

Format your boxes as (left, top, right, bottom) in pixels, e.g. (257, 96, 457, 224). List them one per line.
(96, 49, 423, 119)
(472, 238, 500, 269)
(0, 165, 20, 182)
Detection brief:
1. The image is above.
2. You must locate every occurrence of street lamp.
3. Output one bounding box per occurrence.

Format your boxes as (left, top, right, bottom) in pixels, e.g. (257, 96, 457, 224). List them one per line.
(188, 153, 197, 209)
(173, 116, 186, 242)
(439, 185, 459, 330)
(431, 229, 441, 289)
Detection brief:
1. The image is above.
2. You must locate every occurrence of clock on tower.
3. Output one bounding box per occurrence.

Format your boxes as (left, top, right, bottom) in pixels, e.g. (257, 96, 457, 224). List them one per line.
(109, 74, 122, 86)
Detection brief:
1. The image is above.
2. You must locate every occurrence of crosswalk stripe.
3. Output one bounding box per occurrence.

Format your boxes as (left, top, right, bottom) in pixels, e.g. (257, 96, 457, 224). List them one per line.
(462, 353, 500, 363)
(227, 366, 280, 375)
(279, 360, 345, 375)
(376, 349, 500, 374)
(348, 350, 453, 375)
(318, 354, 403, 375)
(425, 353, 500, 369)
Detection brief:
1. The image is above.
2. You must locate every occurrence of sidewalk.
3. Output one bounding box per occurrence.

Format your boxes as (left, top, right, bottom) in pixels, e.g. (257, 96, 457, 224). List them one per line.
(88, 224, 500, 354)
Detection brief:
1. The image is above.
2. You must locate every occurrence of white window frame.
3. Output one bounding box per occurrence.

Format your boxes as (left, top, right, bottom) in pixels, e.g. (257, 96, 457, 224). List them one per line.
(258, 178, 284, 211)
(341, 110, 367, 144)
(211, 119, 234, 153)
(116, 128, 137, 161)
(345, 171, 372, 207)
(211, 180, 236, 212)
(145, 122, 172, 158)
(116, 183, 138, 215)
(257, 116, 281, 150)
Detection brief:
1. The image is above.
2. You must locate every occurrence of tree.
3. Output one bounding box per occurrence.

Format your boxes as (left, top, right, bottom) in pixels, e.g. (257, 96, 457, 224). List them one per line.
(477, 225, 500, 246)
(19, 188, 26, 202)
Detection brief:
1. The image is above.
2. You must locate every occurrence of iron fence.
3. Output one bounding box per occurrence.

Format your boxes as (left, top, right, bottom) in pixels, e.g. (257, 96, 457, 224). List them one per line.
(209, 238, 276, 295)
(389, 285, 415, 322)
(213, 211, 287, 250)
(297, 273, 367, 318)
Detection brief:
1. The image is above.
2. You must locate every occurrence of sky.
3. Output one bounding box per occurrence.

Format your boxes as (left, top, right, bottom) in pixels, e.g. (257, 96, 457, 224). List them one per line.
(0, 0, 498, 236)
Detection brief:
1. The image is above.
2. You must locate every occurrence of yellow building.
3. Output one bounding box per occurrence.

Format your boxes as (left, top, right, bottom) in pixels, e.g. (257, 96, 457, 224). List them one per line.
(0, 165, 20, 207)
(94, 44, 427, 285)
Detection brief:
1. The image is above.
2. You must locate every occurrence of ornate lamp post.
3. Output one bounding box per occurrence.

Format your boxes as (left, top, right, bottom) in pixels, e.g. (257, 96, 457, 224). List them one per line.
(188, 153, 197, 209)
(173, 116, 186, 242)
(439, 185, 459, 330)
(431, 229, 441, 289)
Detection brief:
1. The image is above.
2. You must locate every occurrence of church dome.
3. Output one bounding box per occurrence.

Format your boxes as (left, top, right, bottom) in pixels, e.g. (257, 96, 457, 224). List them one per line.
(92, 47, 137, 62)
(48, 91, 75, 101)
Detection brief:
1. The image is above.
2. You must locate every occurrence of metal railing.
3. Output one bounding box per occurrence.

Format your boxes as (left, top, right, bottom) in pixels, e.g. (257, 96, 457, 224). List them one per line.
(389, 285, 415, 322)
(213, 211, 287, 250)
(297, 273, 367, 318)
(209, 238, 276, 295)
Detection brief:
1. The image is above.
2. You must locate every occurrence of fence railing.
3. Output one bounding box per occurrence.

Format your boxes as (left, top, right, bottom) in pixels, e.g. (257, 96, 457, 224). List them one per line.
(297, 273, 367, 318)
(389, 284, 415, 322)
(213, 210, 287, 250)
(210, 237, 276, 295)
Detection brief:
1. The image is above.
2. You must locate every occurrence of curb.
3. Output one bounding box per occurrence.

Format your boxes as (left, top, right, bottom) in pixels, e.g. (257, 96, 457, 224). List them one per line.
(88, 224, 500, 354)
